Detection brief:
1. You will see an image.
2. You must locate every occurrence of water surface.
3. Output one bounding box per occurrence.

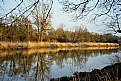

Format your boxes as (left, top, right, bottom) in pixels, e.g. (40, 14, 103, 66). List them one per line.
(0, 47, 120, 81)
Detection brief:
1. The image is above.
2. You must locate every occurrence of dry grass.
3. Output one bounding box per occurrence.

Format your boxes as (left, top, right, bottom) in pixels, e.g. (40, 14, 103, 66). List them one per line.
(0, 41, 119, 50)
(0, 46, 119, 58)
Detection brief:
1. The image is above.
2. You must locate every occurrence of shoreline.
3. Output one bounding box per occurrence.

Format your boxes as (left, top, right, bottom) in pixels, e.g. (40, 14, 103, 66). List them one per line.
(0, 42, 119, 50)
(0, 47, 119, 57)
(51, 62, 121, 81)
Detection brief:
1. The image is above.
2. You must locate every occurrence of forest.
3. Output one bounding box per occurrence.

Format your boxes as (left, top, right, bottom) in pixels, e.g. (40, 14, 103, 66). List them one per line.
(0, 16, 119, 43)
(0, 0, 121, 44)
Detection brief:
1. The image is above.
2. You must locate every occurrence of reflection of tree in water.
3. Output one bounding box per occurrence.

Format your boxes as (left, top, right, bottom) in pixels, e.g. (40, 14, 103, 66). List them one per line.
(55, 50, 88, 69)
(0, 51, 34, 81)
(0, 51, 52, 81)
(33, 53, 52, 81)
(0, 48, 119, 81)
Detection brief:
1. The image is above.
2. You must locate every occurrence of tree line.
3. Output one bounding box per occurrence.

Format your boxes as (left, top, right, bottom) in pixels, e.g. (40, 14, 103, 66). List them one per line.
(0, 0, 121, 40)
(0, 16, 119, 43)
(0, 0, 120, 43)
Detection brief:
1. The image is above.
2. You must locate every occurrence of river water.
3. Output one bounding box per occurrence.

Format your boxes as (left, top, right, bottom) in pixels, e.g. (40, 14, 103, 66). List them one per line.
(0, 47, 121, 81)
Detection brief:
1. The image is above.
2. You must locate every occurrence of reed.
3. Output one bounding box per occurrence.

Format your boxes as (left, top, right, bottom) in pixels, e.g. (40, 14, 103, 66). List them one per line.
(0, 41, 119, 50)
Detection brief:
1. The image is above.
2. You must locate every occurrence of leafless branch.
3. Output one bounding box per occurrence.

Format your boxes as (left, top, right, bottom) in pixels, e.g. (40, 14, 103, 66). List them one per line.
(1, 0, 23, 18)
(45, 0, 53, 20)
(98, 0, 115, 16)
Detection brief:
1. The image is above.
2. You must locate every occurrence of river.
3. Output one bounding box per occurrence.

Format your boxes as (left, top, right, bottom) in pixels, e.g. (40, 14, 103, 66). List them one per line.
(0, 47, 121, 81)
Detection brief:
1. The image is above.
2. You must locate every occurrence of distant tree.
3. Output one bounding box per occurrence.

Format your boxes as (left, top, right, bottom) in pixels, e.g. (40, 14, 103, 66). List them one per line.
(1, 15, 36, 42)
(55, 26, 67, 42)
(93, 33, 100, 42)
(70, 26, 89, 42)
(47, 28, 56, 41)
(106, 34, 119, 43)
(11, 16, 36, 41)
(47, 24, 118, 43)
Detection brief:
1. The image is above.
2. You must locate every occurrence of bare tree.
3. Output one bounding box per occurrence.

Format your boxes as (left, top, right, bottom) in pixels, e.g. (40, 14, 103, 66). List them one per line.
(59, 0, 121, 33)
(0, 18, 3, 41)
(60, 0, 120, 18)
(0, 0, 53, 42)
(1, 0, 121, 34)
(0, 0, 39, 19)
(33, 0, 53, 42)
(103, 12, 121, 33)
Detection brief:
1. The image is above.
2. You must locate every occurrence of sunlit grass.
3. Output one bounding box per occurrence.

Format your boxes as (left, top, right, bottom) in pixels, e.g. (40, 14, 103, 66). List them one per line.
(0, 41, 119, 50)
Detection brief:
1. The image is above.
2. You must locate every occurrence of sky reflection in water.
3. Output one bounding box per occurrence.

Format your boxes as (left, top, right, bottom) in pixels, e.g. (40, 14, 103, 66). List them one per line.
(0, 47, 120, 81)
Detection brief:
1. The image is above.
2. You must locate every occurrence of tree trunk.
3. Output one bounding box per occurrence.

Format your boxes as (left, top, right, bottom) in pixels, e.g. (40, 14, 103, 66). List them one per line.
(40, 25, 44, 42)
(0, 27, 2, 41)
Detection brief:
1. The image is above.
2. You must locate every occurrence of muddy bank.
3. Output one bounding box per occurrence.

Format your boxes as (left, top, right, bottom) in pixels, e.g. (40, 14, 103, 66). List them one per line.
(51, 63, 121, 81)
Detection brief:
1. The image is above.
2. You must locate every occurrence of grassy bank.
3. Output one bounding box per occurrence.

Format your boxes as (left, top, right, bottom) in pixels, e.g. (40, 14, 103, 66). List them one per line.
(0, 42, 119, 50)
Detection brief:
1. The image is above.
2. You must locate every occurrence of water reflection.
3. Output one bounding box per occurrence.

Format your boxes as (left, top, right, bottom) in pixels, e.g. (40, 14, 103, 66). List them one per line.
(0, 47, 119, 81)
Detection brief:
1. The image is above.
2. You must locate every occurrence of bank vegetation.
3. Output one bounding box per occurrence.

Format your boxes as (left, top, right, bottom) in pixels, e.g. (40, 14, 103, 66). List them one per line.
(0, 42, 119, 50)
(0, 16, 120, 43)
(0, 16, 119, 50)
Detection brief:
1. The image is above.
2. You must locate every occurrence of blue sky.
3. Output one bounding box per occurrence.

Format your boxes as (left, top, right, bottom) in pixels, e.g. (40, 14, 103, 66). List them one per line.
(52, 0, 108, 34)
(0, 0, 111, 34)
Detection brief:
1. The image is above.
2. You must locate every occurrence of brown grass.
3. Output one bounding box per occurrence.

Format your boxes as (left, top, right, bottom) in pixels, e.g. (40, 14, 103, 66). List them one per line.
(0, 46, 119, 58)
(0, 41, 119, 50)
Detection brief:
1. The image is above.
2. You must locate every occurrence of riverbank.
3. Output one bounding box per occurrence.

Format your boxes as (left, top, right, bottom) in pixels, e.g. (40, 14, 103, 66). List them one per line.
(0, 42, 119, 50)
(0, 47, 119, 58)
(51, 62, 121, 81)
